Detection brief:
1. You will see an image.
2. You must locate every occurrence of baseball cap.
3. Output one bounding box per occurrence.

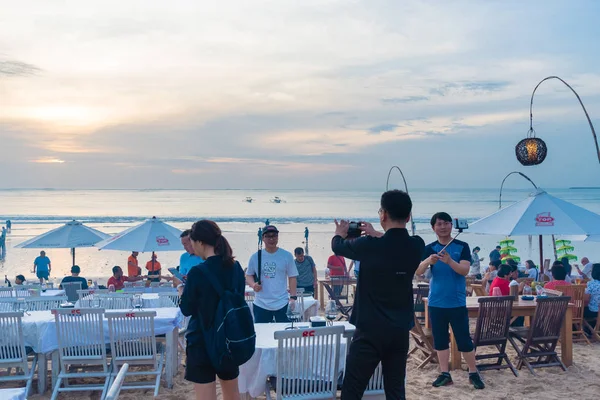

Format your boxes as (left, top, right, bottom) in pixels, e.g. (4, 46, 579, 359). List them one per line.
(262, 225, 279, 235)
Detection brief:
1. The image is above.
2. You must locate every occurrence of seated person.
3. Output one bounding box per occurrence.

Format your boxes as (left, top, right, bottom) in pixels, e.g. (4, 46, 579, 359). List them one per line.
(508, 264, 528, 293)
(15, 274, 26, 285)
(145, 254, 162, 283)
(483, 260, 501, 292)
(107, 266, 146, 290)
(524, 260, 539, 280)
(544, 262, 572, 291)
(59, 265, 89, 290)
(489, 264, 512, 296)
(584, 264, 600, 320)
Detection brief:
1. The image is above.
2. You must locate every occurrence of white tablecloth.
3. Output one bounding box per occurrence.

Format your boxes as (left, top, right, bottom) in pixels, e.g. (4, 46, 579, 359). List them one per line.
(21, 307, 183, 354)
(0, 388, 26, 400)
(40, 289, 65, 297)
(238, 321, 354, 397)
(75, 293, 164, 309)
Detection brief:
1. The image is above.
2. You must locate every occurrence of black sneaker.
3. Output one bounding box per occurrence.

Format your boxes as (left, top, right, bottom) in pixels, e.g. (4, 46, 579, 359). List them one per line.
(432, 373, 453, 387)
(469, 372, 485, 389)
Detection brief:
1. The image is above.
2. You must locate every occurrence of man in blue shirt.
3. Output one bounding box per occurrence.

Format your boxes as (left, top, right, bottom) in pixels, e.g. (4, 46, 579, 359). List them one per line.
(179, 229, 203, 276)
(33, 250, 52, 283)
(416, 212, 484, 390)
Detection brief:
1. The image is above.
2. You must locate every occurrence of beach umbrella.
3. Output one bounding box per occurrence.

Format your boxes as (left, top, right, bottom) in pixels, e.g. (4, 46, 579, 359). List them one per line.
(15, 220, 110, 266)
(96, 216, 184, 271)
(469, 189, 600, 273)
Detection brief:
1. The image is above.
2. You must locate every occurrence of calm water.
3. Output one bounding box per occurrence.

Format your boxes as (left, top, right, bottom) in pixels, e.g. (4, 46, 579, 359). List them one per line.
(1, 188, 599, 282)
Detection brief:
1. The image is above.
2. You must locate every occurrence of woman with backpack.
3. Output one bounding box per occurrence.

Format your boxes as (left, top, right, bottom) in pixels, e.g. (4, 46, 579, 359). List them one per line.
(178, 220, 248, 400)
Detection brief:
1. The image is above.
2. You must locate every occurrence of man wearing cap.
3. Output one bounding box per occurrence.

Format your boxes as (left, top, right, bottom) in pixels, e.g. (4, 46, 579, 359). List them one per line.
(246, 225, 299, 323)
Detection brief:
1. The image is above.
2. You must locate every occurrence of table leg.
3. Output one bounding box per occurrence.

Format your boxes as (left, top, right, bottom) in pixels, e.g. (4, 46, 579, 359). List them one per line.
(37, 353, 46, 394)
(449, 327, 461, 370)
(424, 305, 430, 329)
(165, 328, 177, 388)
(319, 283, 324, 310)
(560, 307, 573, 367)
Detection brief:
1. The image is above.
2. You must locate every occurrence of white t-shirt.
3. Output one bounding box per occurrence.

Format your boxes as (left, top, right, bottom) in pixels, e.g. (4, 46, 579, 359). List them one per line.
(246, 248, 298, 311)
(582, 262, 594, 278)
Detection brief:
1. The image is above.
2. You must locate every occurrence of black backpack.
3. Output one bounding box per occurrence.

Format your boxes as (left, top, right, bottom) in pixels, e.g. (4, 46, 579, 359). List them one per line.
(198, 262, 256, 370)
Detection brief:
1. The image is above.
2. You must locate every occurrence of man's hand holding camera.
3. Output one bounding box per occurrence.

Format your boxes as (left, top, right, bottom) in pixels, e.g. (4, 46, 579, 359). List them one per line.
(334, 219, 350, 238)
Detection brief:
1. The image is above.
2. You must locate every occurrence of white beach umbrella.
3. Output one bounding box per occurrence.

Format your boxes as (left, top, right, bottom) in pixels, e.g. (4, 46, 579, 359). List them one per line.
(15, 220, 110, 266)
(469, 189, 600, 272)
(96, 217, 184, 270)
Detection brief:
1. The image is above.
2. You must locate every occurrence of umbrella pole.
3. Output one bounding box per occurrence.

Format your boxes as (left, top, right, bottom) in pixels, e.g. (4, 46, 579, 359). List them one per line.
(539, 235, 544, 275)
(551, 234, 558, 260)
(72, 248, 75, 267)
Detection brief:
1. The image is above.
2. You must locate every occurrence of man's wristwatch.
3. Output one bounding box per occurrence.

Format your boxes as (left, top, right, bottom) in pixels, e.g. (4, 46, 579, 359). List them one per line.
(289, 295, 297, 300)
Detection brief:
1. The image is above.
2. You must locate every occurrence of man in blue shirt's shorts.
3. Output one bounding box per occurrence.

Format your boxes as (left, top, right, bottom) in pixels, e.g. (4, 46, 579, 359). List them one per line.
(417, 212, 485, 390)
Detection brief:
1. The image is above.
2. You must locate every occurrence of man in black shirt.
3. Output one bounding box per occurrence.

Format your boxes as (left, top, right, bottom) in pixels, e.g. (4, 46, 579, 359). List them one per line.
(59, 265, 88, 290)
(331, 190, 424, 400)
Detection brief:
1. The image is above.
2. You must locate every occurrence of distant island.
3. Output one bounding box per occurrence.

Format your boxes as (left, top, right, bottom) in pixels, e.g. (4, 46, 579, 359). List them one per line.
(569, 187, 600, 189)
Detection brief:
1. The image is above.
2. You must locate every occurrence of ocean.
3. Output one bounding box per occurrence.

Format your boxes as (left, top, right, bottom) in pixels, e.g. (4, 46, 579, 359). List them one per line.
(1, 188, 599, 284)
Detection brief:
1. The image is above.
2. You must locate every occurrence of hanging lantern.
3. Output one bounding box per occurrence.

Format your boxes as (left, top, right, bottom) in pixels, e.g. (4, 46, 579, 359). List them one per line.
(515, 132, 547, 166)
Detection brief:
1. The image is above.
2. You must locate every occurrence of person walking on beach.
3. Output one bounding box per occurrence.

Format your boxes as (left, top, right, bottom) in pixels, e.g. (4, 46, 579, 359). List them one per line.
(33, 250, 51, 283)
(246, 225, 298, 323)
(489, 245, 501, 262)
(6, 220, 11, 232)
(332, 190, 424, 400)
(179, 229, 204, 276)
(178, 220, 246, 400)
(127, 251, 141, 277)
(416, 212, 485, 390)
(0, 227, 6, 259)
(294, 247, 317, 295)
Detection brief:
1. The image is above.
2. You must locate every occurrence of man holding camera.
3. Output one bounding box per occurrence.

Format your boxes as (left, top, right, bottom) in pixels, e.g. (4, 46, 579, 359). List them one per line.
(416, 212, 484, 390)
(331, 190, 424, 400)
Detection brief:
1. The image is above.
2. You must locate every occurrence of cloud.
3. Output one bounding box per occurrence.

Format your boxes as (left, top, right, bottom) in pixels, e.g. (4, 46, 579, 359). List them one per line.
(30, 157, 65, 164)
(368, 124, 398, 134)
(0, 59, 40, 76)
(430, 81, 511, 96)
(381, 96, 430, 104)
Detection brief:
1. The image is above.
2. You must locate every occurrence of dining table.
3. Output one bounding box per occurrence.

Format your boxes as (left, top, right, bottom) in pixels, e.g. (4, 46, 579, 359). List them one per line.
(423, 296, 573, 370)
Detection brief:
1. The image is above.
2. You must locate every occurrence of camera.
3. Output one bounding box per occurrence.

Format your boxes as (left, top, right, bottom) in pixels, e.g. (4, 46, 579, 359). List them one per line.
(453, 218, 468, 231)
(347, 221, 362, 239)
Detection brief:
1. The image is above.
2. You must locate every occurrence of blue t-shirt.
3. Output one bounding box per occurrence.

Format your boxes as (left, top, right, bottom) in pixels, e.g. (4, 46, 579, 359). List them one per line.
(423, 239, 471, 308)
(34, 256, 51, 272)
(179, 252, 204, 276)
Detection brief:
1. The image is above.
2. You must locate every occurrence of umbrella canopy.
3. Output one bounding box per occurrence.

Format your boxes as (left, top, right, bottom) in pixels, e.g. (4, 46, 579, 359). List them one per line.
(15, 220, 110, 266)
(96, 216, 184, 252)
(469, 189, 600, 236)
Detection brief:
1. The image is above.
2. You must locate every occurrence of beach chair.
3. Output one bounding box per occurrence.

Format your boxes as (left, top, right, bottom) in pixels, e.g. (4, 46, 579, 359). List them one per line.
(0, 287, 14, 297)
(329, 276, 351, 304)
(98, 294, 132, 310)
(0, 312, 38, 397)
(322, 283, 352, 321)
(24, 296, 67, 311)
(508, 296, 570, 375)
(472, 296, 518, 376)
(585, 309, 600, 342)
(555, 285, 590, 344)
(51, 308, 110, 400)
(106, 311, 165, 397)
(158, 292, 180, 308)
(266, 326, 343, 400)
(543, 288, 562, 297)
(342, 329, 384, 398)
(61, 281, 82, 302)
(408, 313, 438, 368)
(414, 284, 429, 324)
(77, 289, 109, 307)
(105, 364, 129, 400)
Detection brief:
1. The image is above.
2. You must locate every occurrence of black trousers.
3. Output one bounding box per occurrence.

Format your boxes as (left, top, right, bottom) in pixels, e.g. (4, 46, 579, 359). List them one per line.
(341, 327, 409, 400)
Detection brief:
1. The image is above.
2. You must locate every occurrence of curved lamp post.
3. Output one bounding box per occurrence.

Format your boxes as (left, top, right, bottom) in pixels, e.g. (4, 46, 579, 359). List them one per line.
(498, 171, 557, 267)
(516, 76, 600, 166)
(386, 166, 416, 235)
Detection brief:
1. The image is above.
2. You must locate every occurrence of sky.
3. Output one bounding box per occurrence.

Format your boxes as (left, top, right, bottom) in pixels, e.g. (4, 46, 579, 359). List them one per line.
(1, 0, 599, 190)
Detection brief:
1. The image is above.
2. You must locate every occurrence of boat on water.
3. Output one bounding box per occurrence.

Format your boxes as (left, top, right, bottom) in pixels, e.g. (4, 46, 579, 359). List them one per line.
(243, 196, 254, 203)
(270, 196, 285, 204)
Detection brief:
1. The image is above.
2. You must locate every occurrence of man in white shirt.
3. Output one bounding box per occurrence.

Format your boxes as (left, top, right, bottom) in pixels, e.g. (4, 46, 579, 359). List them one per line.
(246, 225, 298, 323)
(577, 257, 594, 280)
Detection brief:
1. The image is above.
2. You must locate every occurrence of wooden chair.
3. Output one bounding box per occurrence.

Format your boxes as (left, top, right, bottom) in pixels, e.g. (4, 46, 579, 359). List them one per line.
(61, 281, 82, 302)
(508, 296, 570, 375)
(465, 277, 475, 296)
(343, 329, 384, 398)
(586, 310, 600, 342)
(266, 326, 343, 400)
(555, 285, 590, 344)
(0, 287, 14, 298)
(0, 312, 38, 397)
(414, 284, 429, 324)
(472, 296, 517, 376)
(24, 296, 68, 311)
(329, 276, 351, 304)
(408, 313, 438, 368)
(322, 283, 352, 321)
(471, 284, 487, 297)
(543, 289, 563, 297)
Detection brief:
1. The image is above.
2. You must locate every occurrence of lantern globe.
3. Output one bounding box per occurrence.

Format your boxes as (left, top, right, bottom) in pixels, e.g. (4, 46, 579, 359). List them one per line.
(515, 137, 547, 166)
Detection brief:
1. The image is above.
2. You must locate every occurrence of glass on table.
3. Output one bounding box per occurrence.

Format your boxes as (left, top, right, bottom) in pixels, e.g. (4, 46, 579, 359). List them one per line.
(523, 286, 533, 296)
(325, 300, 337, 325)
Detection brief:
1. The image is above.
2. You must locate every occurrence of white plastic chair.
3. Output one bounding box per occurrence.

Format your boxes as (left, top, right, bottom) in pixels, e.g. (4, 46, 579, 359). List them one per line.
(0, 312, 38, 397)
(245, 291, 255, 319)
(0, 299, 19, 312)
(0, 287, 14, 297)
(266, 325, 344, 400)
(151, 286, 177, 293)
(13, 287, 31, 298)
(105, 363, 129, 400)
(158, 292, 180, 308)
(24, 296, 68, 311)
(98, 294, 132, 310)
(77, 289, 109, 307)
(106, 311, 164, 397)
(343, 329, 385, 398)
(61, 281, 83, 302)
(51, 308, 110, 400)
